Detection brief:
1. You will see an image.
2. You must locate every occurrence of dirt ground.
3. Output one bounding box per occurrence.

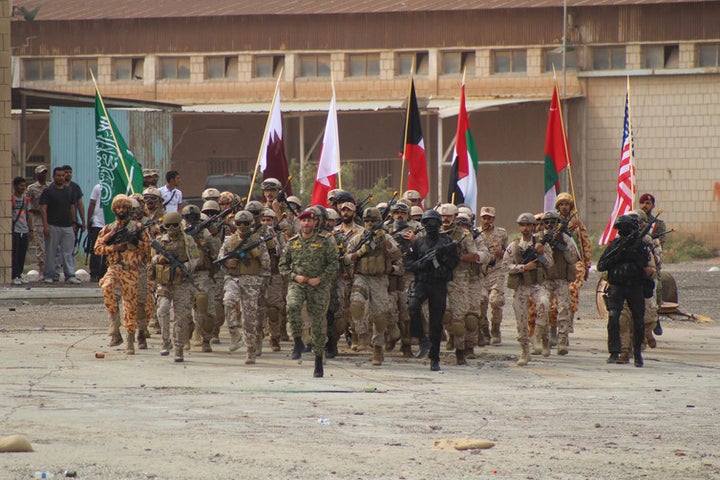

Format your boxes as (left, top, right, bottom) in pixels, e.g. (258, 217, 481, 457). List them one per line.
(1, 261, 719, 480)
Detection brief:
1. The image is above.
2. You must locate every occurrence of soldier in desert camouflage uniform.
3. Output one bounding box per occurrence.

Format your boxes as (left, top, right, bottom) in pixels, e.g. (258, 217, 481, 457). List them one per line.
(26, 165, 49, 274)
(476, 206, 509, 346)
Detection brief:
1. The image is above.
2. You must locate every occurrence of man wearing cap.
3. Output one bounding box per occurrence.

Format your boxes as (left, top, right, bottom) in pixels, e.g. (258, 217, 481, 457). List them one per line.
(143, 169, 154, 188)
(476, 206, 508, 345)
(159, 170, 183, 213)
(402, 189, 423, 208)
(639, 192, 667, 244)
(555, 193, 591, 341)
(26, 165, 49, 274)
(343, 207, 402, 366)
(438, 203, 489, 365)
(503, 213, 554, 366)
(280, 209, 339, 377)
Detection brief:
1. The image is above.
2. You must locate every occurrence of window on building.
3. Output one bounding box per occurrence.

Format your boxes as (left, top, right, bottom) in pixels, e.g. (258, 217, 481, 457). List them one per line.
(298, 54, 331, 78)
(159, 57, 190, 80)
(643, 45, 679, 69)
(113, 58, 144, 80)
(69, 58, 98, 81)
(545, 49, 577, 72)
(347, 53, 380, 77)
(441, 51, 476, 75)
(592, 47, 626, 70)
(698, 44, 720, 67)
(254, 55, 284, 78)
(207, 56, 238, 79)
(23, 58, 54, 81)
(397, 52, 429, 76)
(492, 50, 527, 73)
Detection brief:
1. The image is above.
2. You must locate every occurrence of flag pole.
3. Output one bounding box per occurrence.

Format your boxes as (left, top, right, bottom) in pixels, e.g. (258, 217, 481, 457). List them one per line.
(626, 76, 635, 210)
(399, 59, 416, 196)
(248, 66, 284, 205)
(332, 73, 342, 189)
(90, 70, 136, 195)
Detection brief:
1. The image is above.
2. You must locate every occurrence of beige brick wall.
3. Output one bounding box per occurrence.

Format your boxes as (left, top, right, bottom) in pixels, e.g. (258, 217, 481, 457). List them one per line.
(585, 75, 720, 245)
(1, 1, 10, 283)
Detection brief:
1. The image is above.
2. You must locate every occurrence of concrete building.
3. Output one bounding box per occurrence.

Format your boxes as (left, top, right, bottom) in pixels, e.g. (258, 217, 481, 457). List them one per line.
(9, 0, 720, 245)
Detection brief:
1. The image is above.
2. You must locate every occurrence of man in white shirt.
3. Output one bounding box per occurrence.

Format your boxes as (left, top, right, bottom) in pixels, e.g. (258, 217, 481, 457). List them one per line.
(159, 170, 183, 213)
(86, 184, 107, 282)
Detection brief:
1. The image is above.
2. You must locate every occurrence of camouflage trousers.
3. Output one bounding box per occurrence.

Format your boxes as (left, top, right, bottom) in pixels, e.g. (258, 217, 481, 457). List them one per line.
(223, 275, 263, 349)
(137, 267, 155, 333)
(100, 264, 140, 334)
(191, 272, 214, 342)
(444, 272, 477, 350)
(211, 274, 226, 338)
(569, 261, 586, 317)
(544, 279, 572, 337)
(479, 267, 506, 327)
(286, 281, 330, 357)
(30, 214, 45, 273)
(265, 273, 285, 340)
(512, 283, 550, 347)
(467, 274, 486, 343)
(620, 296, 658, 354)
(350, 274, 392, 348)
(389, 274, 411, 347)
(156, 282, 195, 350)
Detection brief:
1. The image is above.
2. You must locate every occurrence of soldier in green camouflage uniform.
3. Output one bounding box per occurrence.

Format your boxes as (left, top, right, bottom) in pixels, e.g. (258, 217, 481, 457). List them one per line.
(279, 209, 339, 378)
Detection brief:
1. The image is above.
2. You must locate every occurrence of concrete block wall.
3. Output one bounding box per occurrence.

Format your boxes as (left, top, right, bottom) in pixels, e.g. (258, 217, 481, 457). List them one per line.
(585, 75, 720, 244)
(1, 2, 10, 283)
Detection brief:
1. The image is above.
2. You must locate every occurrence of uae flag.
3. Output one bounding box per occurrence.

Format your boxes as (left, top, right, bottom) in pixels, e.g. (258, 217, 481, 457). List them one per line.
(310, 93, 340, 207)
(543, 85, 571, 212)
(94, 89, 143, 223)
(259, 88, 291, 194)
(400, 80, 429, 200)
(448, 84, 478, 213)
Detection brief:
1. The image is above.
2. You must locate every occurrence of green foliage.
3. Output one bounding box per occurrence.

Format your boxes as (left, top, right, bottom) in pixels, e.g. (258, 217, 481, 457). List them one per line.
(661, 232, 717, 263)
(287, 158, 395, 208)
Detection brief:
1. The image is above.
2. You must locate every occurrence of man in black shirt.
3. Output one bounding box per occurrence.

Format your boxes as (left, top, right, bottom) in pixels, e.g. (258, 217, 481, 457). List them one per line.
(40, 167, 80, 284)
(62, 165, 85, 232)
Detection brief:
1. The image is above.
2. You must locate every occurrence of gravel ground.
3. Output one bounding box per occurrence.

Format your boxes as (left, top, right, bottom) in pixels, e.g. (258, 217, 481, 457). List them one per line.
(0, 260, 718, 480)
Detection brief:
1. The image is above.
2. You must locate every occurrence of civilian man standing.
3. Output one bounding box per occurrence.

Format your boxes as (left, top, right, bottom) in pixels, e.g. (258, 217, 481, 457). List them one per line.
(40, 167, 80, 284)
(159, 170, 183, 213)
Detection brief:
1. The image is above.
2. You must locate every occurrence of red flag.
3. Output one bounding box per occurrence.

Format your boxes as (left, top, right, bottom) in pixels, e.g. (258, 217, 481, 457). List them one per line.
(401, 80, 428, 200)
(260, 89, 291, 194)
(543, 85, 571, 212)
(599, 90, 635, 245)
(310, 93, 340, 207)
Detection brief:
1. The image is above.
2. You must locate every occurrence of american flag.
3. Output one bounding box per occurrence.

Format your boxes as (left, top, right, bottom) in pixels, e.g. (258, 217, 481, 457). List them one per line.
(599, 89, 635, 245)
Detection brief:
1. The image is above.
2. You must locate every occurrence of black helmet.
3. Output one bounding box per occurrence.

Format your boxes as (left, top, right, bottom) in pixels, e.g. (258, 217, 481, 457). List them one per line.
(333, 190, 355, 205)
(421, 209, 442, 224)
(614, 215, 638, 229)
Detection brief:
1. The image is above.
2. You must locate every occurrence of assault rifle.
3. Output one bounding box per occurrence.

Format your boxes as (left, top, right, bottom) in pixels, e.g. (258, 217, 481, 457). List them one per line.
(356, 193, 374, 213)
(539, 225, 568, 252)
(391, 221, 424, 244)
(105, 219, 156, 246)
(519, 243, 549, 266)
(213, 233, 274, 266)
(415, 239, 460, 269)
(185, 199, 240, 236)
(349, 227, 380, 255)
(276, 176, 300, 216)
(652, 228, 674, 240)
(150, 239, 201, 291)
(381, 191, 399, 222)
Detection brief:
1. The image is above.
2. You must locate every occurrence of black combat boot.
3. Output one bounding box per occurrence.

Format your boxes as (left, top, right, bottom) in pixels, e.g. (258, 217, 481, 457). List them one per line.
(291, 337, 304, 360)
(313, 355, 324, 378)
(415, 337, 431, 359)
(607, 353, 619, 364)
(455, 348, 467, 366)
(634, 352, 644, 368)
(430, 359, 441, 371)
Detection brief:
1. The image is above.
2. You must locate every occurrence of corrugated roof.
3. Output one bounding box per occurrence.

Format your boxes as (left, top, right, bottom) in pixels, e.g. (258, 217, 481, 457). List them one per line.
(11, 0, 710, 21)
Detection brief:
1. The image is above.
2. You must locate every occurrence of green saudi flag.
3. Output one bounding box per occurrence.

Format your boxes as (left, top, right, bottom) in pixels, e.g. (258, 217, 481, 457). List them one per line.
(95, 91, 144, 223)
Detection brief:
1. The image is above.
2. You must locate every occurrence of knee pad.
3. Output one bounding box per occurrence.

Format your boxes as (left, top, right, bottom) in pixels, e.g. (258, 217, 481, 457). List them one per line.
(350, 300, 365, 322)
(373, 314, 388, 333)
(452, 321, 466, 337)
(193, 291, 209, 314)
(465, 313, 479, 332)
(442, 310, 452, 328)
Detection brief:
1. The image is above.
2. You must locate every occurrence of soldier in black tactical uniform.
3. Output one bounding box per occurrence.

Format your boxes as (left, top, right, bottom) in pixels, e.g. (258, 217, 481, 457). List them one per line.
(597, 215, 654, 367)
(404, 210, 460, 371)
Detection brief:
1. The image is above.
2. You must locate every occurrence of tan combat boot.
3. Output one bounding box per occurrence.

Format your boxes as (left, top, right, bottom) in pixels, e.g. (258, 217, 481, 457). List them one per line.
(541, 326, 551, 357)
(557, 335, 569, 356)
(350, 332, 359, 351)
(108, 312, 123, 347)
(270, 336, 281, 352)
(371, 345, 383, 366)
(490, 322, 502, 345)
(191, 328, 203, 347)
(531, 329, 543, 355)
(401, 343, 413, 358)
(125, 332, 135, 355)
(516, 343, 530, 367)
(245, 345, 256, 365)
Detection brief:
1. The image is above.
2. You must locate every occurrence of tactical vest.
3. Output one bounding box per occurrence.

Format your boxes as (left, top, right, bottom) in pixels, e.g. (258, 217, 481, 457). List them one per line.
(546, 241, 576, 282)
(154, 233, 190, 285)
(506, 238, 547, 289)
(355, 236, 393, 276)
(223, 233, 261, 276)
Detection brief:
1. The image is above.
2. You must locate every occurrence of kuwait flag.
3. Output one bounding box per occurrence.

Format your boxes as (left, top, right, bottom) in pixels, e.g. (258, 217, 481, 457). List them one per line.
(259, 88, 291, 194)
(310, 93, 340, 207)
(401, 80, 429, 200)
(448, 83, 478, 213)
(543, 84, 571, 212)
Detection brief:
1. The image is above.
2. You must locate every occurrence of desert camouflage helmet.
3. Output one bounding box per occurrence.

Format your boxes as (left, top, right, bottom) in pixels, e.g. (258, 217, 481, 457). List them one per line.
(201, 200, 220, 213)
(234, 210, 254, 224)
(201, 188, 221, 200)
(516, 212, 537, 224)
(363, 206, 382, 221)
